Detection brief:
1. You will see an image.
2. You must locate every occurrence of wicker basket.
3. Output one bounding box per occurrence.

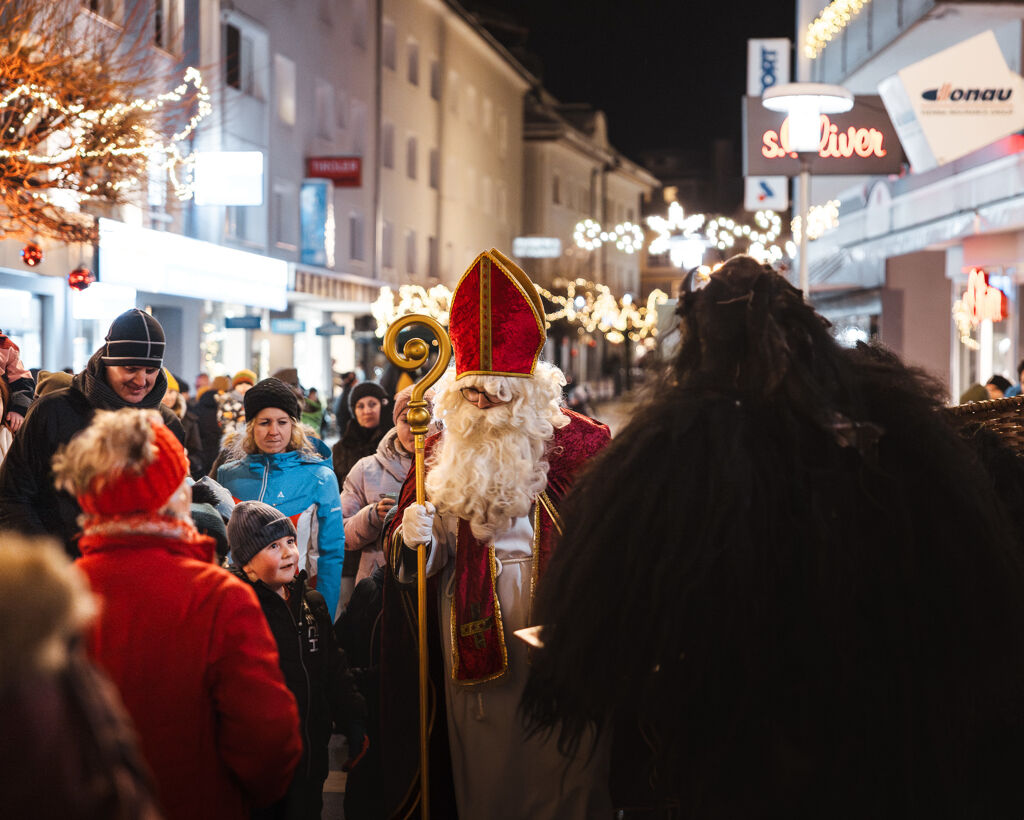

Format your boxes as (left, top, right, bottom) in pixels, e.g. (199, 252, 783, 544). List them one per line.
(946, 395, 1024, 456)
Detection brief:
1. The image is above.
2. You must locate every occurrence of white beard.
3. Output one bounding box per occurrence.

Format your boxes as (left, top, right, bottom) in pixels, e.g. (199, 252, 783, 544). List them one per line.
(426, 391, 552, 541)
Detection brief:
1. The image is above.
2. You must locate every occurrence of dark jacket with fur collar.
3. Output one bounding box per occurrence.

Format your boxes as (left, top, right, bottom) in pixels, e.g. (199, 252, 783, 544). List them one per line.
(0, 349, 183, 556)
(231, 568, 366, 815)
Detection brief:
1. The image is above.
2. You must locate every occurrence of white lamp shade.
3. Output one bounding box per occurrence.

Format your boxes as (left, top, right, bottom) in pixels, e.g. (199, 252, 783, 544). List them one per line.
(762, 82, 854, 114)
(762, 82, 854, 155)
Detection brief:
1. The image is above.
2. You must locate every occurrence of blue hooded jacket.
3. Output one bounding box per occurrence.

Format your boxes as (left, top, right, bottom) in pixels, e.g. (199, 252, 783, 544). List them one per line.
(218, 450, 345, 619)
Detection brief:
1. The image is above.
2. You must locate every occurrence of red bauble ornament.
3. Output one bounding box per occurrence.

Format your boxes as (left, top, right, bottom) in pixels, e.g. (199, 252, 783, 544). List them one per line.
(21, 242, 42, 267)
(68, 265, 95, 291)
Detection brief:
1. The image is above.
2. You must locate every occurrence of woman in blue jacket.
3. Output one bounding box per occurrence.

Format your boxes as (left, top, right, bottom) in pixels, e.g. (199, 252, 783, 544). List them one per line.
(217, 377, 345, 619)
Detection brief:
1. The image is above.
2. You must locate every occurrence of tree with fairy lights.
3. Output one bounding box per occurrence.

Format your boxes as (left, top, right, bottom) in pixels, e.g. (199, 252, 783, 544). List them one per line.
(0, 0, 210, 244)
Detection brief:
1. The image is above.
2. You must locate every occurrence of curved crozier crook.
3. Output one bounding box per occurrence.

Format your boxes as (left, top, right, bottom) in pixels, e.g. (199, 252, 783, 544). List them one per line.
(382, 314, 453, 431)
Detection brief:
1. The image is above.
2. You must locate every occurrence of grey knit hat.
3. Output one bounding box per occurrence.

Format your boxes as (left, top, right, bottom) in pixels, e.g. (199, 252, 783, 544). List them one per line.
(227, 500, 297, 568)
(101, 309, 165, 368)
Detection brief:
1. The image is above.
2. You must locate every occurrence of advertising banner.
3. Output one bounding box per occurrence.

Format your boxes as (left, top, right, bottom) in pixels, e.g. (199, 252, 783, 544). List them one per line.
(877, 30, 1024, 172)
(744, 95, 905, 176)
(747, 38, 791, 97)
(300, 179, 332, 267)
(744, 176, 789, 211)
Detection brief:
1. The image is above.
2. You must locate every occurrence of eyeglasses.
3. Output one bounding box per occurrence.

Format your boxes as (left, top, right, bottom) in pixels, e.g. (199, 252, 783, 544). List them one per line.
(459, 386, 502, 404)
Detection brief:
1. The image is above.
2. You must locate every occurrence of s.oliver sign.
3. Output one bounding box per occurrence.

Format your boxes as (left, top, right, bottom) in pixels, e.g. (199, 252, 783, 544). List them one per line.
(744, 95, 905, 176)
(305, 156, 362, 187)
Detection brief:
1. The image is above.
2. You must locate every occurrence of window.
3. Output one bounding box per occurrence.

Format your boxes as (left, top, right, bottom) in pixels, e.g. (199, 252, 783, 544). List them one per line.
(496, 182, 508, 224)
(405, 229, 417, 275)
(498, 112, 508, 158)
(226, 205, 258, 244)
(445, 241, 454, 278)
(627, 207, 635, 222)
(382, 221, 394, 269)
(406, 136, 417, 180)
(349, 213, 365, 261)
(465, 85, 476, 123)
(274, 54, 296, 125)
(552, 174, 561, 205)
(352, 0, 368, 48)
(482, 96, 493, 134)
(428, 148, 439, 190)
(153, 0, 184, 53)
(428, 236, 439, 279)
(381, 122, 394, 169)
(315, 79, 334, 139)
(272, 181, 297, 248)
(407, 40, 419, 86)
(83, 0, 123, 25)
(382, 20, 396, 70)
(225, 23, 257, 97)
(430, 60, 441, 101)
(482, 176, 493, 215)
(351, 98, 367, 154)
(466, 166, 476, 206)
(336, 89, 348, 130)
(447, 70, 459, 115)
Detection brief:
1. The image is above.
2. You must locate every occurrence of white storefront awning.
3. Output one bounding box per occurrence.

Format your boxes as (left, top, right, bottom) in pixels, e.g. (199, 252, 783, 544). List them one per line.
(98, 218, 289, 310)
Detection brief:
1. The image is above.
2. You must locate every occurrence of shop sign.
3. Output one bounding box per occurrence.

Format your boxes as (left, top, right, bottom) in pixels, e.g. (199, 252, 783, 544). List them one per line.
(744, 95, 905, 176)
(878, 30, 1024, 172)
(225, 315, 262, 330)
(270, 318, 306, 334)
(962, 268, 1007, 323)
(747, 38, 790, 96)
(315, 323, 346, 336)
(305, 156, 362, 187)
(193, 151, 264, 206)
(512, 236, 562, 258)
(743, 176, 788, 211)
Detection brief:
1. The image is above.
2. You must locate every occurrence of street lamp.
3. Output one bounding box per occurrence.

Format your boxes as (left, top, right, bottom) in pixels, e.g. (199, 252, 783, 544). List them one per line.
(762, 82, 853, 298)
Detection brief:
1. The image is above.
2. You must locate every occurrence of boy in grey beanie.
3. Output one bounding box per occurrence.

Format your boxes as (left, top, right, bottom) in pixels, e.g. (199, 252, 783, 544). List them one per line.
(227, 500, 368, 816)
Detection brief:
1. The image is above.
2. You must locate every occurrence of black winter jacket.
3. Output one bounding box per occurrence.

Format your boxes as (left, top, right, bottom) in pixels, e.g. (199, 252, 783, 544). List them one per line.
(0, 349, 183, 556)
(196, 388, 223, 474)
(233, 569, 366, 817)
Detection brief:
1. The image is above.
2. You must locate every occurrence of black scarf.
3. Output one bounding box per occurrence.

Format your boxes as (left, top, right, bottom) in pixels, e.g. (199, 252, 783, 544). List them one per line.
(71, 349, 168, 411)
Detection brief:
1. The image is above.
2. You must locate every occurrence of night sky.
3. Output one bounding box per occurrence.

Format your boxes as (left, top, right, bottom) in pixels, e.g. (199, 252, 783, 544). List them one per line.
(462, 1, 797, 161)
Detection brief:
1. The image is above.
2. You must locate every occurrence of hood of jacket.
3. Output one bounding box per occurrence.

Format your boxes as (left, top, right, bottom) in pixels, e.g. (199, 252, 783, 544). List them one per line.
(373, 428, 413, 484)
(71, 348, 167, 411)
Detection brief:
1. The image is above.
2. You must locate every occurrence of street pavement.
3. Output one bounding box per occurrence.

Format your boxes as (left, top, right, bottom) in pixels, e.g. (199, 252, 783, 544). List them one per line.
(590, 393, 637, 437)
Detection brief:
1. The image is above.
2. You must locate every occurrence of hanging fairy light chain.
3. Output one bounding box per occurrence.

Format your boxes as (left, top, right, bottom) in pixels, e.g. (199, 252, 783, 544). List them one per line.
(371, 280, 668, 345)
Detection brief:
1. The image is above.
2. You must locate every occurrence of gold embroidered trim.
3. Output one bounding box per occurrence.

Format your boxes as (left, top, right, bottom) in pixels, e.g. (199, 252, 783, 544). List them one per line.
(528, 500, 541, 631)
(480, 256, 492, 373)
(450, 533, 509, 686)
(537, 490, 563, 537)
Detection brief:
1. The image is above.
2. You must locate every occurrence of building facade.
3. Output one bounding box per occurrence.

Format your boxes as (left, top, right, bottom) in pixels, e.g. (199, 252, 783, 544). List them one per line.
(793, 0, 1024, 399)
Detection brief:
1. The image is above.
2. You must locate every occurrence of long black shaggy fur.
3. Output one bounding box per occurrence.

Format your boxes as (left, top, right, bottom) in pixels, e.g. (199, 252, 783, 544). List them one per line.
(520, 256, 1024, 818)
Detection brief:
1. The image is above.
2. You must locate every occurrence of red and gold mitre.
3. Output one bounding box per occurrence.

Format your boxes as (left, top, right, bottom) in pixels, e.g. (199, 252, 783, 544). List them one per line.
(449, 248, 545, 379)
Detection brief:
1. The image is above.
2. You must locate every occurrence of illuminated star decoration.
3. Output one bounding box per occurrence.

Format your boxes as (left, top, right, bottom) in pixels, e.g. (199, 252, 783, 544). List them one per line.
(647, 201, 707, 267)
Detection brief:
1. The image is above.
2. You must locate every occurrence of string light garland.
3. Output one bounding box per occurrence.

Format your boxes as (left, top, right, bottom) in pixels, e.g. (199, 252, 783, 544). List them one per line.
(0, 0, 213, 243)
(792, 200, 840, 243)
(805, 0, 872, 59)
(573, 219, 645, 253)
(371, 280, 668, 345)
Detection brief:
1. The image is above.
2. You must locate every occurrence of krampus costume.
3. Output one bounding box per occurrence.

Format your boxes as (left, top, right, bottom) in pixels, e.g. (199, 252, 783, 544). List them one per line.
(521, 255, 1024, 818)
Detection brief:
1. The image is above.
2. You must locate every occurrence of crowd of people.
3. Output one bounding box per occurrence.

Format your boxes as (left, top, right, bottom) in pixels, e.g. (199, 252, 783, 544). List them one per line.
(4, 251, 1024, 820)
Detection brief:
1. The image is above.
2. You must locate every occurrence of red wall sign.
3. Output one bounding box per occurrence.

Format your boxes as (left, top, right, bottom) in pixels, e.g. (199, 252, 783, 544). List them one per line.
(305, 156, 362, 187)
(962, 268, 1008, 323)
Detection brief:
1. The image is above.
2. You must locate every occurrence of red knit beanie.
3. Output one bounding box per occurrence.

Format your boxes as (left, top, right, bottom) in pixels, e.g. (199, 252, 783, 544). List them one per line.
(78, 419, 188, 516)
